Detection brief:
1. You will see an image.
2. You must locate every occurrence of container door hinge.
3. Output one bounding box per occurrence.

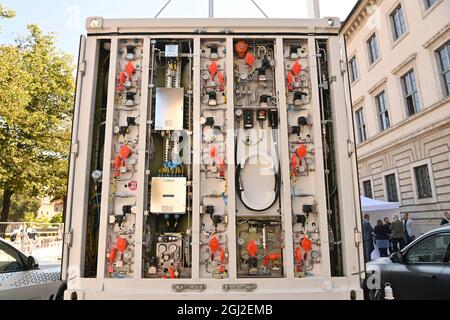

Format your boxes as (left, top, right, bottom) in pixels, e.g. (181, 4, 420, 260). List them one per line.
(71, 141, 79, 158)
(354, 229, 362, 247)
(172, 284, 206, 292)
(79, 61, 87, 76)
(222, 283, 257, 292)
(65, 229, 73, 248)
(347, 140, 355, 157)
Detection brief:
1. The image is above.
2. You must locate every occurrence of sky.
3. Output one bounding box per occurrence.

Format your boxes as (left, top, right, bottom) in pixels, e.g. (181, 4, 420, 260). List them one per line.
(0, 0, 358, 59)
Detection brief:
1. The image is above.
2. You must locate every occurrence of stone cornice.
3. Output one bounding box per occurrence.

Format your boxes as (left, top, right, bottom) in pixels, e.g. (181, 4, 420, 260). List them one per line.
(342, 0, 382, 41)
(423, 23, 450, 49)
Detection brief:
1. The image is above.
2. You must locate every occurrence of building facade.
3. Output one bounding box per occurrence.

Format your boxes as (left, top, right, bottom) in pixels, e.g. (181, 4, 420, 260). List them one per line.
(37, 197, 63, 220)
(342, 0, 450, 235)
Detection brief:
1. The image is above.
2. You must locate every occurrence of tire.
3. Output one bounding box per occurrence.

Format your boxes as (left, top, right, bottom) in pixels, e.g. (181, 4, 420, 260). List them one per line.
(55, 283, 67, 300)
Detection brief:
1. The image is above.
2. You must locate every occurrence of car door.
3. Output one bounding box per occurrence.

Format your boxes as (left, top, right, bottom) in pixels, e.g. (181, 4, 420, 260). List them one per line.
(388, 233, 450, 300)
(0, 241, 45, 300)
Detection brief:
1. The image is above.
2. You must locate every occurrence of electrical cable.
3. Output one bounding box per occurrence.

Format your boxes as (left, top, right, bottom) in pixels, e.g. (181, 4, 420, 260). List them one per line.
(234, 129, 280, 212)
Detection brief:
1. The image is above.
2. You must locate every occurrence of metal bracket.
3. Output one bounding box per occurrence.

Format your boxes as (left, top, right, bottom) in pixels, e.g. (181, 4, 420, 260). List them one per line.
(354, 229, 362, 246)
(347, 140, 356, 157)
(172, 284, 206, 292)
(79, 61, 87, 76)
(64, 229, 73, 248)
(71, 141, 79, 158)
(222, 283, 257, 292)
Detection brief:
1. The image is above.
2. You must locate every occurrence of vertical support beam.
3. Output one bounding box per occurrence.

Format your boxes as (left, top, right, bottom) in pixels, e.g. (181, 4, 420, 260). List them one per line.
(191, 36, 202, 279)
(327, 36, 362, 281)
(96, 37, 119, 283)
(274, 37, 295, 279)
(308, 36, 332, 278)
(225, 36, 237, 279)
(307, 0, 321, 19)
(209, 0, 214, 18)
(66, 36, 98, 286)
(134, 37, 151, 280)
(341, 35, 365, 280)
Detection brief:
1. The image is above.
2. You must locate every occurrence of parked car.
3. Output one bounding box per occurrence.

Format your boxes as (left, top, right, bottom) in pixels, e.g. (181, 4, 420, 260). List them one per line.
(366, 225, 450, 300)
(0, 238, 66, 300)
(10, 228, 38, 242)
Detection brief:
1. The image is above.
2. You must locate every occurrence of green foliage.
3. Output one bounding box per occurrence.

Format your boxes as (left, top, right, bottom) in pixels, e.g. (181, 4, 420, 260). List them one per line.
(50, 212, 63, 224)
(0, 192, 41, 222)
(0, 4, 15, 18)
(0, 23, 75, 219)
(23, 211, 52, 227)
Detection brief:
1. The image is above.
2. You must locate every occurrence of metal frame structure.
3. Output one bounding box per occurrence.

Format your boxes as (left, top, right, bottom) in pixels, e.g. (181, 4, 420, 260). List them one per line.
(63, 17, 363, 300)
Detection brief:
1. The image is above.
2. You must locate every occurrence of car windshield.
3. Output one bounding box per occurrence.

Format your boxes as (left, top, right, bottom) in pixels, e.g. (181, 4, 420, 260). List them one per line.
(406, 234, 450, 263)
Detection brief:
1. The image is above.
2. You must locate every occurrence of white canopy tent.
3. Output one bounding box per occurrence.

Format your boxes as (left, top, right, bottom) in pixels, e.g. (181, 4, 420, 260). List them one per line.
(361, 196, 400, 226)
(361, 197, 400, 259)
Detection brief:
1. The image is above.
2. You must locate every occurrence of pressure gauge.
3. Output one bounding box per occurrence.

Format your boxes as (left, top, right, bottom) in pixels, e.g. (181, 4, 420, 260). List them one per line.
(235, 109, 243, 118)
(299, 71, 309, 82)
(91, 170, 102, 181)
(168, 244, 177, 253)
(158, 244, 167, 254)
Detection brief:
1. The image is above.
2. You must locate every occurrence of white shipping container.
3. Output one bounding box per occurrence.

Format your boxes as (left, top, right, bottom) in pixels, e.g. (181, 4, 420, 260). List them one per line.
(63, 16, 365, 300)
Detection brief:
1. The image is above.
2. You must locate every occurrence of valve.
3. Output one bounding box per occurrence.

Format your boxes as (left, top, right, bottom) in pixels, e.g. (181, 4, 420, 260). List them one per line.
(235, 40, 249, 59)
(245, 52, 255, 67)
(125, 62, 136, 78)
(247, 240, 258, 257)
(209, 236, 220, 254)
(292, 62, 301, 76)
(208, 62, 219, 80)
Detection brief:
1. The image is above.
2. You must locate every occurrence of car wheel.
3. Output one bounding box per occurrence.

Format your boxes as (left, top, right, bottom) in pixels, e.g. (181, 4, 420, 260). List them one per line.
(55, 283, 67, 300)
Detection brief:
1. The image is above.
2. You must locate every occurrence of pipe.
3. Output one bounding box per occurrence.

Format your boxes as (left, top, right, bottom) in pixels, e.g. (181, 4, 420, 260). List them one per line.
(209, 0, 214, 18)
(62, 35, 86, 282)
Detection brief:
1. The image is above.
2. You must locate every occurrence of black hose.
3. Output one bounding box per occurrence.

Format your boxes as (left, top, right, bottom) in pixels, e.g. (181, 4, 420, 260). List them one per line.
(234, 130, 281, 212)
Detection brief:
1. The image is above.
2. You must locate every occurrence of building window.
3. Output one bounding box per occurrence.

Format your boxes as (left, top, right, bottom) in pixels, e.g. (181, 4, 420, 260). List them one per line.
(385, 174, 398, 202)
(355, 108, 368, 143)
(401, 69, 421, 116)
(424, 0, 437, 9)
(414, 165, 433, 199)
(390, 5, 407, 41)
(375, 91, 390, 131)
(437, 41, 450, 96)
(367, 33, 380, 65)
(349, 56, 359, 83)
(363, 180, 373, 199)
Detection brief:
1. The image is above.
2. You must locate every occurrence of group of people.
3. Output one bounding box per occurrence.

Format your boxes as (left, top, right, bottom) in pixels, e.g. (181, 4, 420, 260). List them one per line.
(362, 211, 449, 262)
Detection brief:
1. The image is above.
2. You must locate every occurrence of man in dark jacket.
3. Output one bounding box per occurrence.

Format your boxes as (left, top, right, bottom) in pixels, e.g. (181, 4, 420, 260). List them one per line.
(390, 215, 405, 252)
(441, 212, 449, 226)
(362, 214, 374, 262)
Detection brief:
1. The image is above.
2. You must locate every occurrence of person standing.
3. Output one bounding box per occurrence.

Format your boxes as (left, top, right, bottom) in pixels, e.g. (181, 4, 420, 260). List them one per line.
(374, 220, 390, 257)
(403, 213, 415, 245)
(390, 215, 405, 252)
(362, 214, 374, 262)
(440, 212, 449, 226)
(384, 217, 392, 254)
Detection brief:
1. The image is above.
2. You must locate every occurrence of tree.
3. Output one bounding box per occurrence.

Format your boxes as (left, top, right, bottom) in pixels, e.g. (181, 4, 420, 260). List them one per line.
(0, 193, 41, 222)
(0, 22, 74, 228)
(0, 4, 15, 21)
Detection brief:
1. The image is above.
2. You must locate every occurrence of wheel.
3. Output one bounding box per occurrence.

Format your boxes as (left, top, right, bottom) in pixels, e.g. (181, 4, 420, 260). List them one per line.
(55, 282, 67, 300)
